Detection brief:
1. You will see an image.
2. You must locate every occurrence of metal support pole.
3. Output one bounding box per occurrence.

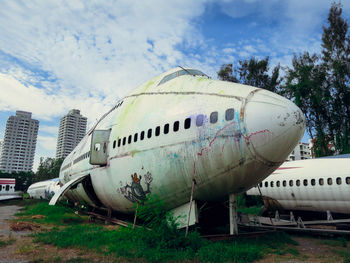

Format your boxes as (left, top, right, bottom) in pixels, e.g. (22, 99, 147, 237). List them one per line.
(185, 179, 196, 237)
(257, 184, 275, 229)
(229, 194, 238, 235)
(133, 203, 139, 229)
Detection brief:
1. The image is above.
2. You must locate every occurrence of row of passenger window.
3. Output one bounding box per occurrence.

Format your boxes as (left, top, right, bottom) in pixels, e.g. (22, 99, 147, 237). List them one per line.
(0, 185, 12, 191)
(112, 108, 235, 149)
(260, 176, 350, 188)
(61, 162, 72, 172)
(73, 151, 90, 165)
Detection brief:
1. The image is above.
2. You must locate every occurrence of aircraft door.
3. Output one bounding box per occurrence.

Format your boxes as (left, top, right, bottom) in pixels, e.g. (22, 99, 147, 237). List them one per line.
(90, 129, 111, 165)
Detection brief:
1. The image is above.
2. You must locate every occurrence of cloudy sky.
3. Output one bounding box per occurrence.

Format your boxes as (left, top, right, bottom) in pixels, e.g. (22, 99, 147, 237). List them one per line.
(0, 0, 349, 171)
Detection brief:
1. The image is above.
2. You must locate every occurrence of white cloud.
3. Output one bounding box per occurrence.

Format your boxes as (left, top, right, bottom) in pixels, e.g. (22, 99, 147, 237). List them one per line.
(38, 135, 57, 152)
(40, 125, 58, 135)
(0, 1, 219, 125)
(223, 47, 236, 54)
(0, 0, 210, 100)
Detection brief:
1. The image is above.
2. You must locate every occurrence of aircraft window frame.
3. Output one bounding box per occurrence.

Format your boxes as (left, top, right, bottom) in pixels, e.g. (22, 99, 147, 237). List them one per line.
(184, 118, 191, 129)
(210, 111, 218, 124)
(346, 177, 350, 184)
(164, 124, 169, 134)
(5, 185, 9, 191)
(296, 180, 300, 187)
(158, 69, 207, 86)
(311, 179, 316, 186)
(336, 177, 342, 185)
(113, 140, 116, 149)
(327, 178, 333, 185)
(140, 131, 145, 140)
(264, 181, 268, 187)
(283, 180, 286, 187)
(259, 182, 262, 188)
(128, 135, 132, 144)
(289, 180, 293, 187)
(173, 121, 179, 132)
(270, 181, 274, 187)
(319, 178, 324, 186)
(225, 108, 234, 121)
(303, 179, 308, 186)
(186, 69, 207, 76)
(122, 137, 126, 146)
(134, 133, 138, 142)
(196, 114, 204, 126)
(147, 129, 152, 139)
(158, 72, 177, 86)
(155, 126, 160, 136)
(276, 181, 280, 187)
(118, 139, 121, 147)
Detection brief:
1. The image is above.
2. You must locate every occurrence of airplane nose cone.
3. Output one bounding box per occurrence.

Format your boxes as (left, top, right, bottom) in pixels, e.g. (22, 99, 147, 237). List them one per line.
(244, 89, 305, 163)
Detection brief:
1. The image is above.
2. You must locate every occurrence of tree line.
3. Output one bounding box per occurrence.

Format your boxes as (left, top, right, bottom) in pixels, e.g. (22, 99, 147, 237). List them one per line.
(218, 3, 350, 157)
(0, 157, 63, 191)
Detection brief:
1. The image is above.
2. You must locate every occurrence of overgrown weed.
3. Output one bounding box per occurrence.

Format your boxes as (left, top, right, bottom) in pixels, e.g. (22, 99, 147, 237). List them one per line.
(31, 195, 296, 262)
(16, 201, 85, 225)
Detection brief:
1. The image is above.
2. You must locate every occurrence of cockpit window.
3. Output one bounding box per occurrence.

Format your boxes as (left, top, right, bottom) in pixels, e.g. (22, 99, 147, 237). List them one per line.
(158, 69, 207, 86)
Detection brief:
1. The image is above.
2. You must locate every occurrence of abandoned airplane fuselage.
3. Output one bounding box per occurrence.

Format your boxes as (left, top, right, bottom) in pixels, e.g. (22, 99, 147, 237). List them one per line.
(56, 67, 305, 213)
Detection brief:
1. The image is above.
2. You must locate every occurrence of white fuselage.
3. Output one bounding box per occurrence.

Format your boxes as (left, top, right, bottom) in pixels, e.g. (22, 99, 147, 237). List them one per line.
(0, 178, 22, 201)
(27, 179, 60, 200)
(59, 67, 305, 213)
(247, 155, 350, 214)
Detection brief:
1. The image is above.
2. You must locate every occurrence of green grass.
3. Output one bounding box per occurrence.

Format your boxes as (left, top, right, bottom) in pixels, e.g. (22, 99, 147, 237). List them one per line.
(29, 195, 296, 263)
(321, 237, 348, 248)
(0, 237, 15, 248)
(32, 225, 296, 263)
(13, 196, 297, 262)
(16, 201, 86, 225)
(334, 250, 350, 263)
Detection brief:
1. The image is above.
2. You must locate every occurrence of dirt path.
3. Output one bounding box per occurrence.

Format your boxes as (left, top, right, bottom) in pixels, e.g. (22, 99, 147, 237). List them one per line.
(0, 205, 29, 263)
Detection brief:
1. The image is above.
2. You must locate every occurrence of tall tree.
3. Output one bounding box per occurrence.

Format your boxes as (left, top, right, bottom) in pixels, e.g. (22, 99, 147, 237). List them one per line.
(284, 2, 350, 157)
(217, 57, 281, 93)
(321, 2, 350, 154)
(284, 52, 332, 156)
(35, 157, 64, 182)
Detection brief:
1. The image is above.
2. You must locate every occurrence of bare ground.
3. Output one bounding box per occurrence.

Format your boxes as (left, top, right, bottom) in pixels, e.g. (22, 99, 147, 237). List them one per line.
(0, 205, 130, 263)
(0, 204, 349, 263)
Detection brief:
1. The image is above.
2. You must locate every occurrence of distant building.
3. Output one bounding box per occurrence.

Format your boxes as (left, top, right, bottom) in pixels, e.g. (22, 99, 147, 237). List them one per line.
(0, 111, 39, 173)
(287, 142, 312, 161)
(56, 109, 87, 159)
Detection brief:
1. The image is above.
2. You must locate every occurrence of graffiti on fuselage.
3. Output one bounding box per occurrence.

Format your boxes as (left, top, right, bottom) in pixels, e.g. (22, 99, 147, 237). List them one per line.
(120, 171, 153, 203)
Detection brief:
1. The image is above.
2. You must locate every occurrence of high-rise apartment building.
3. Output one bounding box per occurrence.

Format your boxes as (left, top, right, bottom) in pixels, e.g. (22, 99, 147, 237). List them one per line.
(56, 109, 87, 159)
(0, 139, 3, 161)
(0, 111, 39, 173)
